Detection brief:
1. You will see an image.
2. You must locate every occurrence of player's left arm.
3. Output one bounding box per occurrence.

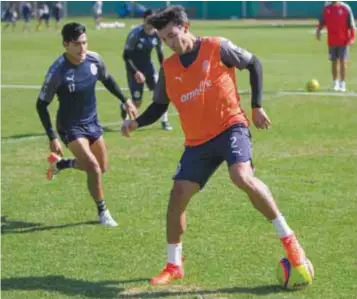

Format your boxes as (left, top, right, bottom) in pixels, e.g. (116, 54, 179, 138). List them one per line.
(220, 38, 270, 129)
(96, 53, 138, 117)
(347, 5, 356, 45)
(123, 29, 140, 73)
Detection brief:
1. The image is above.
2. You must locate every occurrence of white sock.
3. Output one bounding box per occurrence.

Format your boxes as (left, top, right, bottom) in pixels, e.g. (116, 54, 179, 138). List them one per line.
(161, 111, 168, 123)
(167, 243, 182, 266)
(272, 214, 293, 238)
(339, 80, 346, 87)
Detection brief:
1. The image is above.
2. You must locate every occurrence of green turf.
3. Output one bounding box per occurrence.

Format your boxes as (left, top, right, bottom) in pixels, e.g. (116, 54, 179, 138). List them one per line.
(1, 18, 357, 299)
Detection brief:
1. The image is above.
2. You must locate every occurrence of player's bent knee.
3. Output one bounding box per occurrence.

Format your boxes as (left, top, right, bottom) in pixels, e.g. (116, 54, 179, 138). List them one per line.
(99, 165, 108, 174)
(170, 186, 185, 201)
(231, 170, 254, 190)
(84, 160, 102, 174)
(98, 161, 109, 173)
(170, 184, 190, 202)
(170, 181, 199, 202)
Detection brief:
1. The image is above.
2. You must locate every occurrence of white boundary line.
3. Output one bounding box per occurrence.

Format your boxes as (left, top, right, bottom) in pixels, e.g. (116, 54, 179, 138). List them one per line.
(277, 91, 357, 97)
(1, 84, 356, 143)
(1, 84, 121, 91)
(1, 84, 356, 97)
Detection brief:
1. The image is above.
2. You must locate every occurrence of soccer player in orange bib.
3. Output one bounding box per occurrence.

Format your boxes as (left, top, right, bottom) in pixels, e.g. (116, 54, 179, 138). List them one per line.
(121, 6, 310, 285)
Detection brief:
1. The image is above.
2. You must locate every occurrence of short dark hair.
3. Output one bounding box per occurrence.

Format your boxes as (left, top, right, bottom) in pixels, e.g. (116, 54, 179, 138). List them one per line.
(147, 6, 189, 30)
(61, 22, 86, 42)
(142, 9, 153, 19)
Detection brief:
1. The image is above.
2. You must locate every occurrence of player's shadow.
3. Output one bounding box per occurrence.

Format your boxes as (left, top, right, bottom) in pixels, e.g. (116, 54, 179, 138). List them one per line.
(1, 216, 98, 234)
(116, 285, 282, 298)
(0, 274, 284, 298)
(1, 275, 149, 298)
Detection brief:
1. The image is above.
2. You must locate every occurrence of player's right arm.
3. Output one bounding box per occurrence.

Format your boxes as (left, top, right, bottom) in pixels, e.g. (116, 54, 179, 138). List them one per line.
(316, 7, 326, 41)
(122, 28, 143, 79)
(121, 67, 169, 137)
(36, 64, 63, 155)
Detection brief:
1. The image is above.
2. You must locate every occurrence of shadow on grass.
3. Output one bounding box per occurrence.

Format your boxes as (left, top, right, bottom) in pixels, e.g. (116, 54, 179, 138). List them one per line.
(1, 275, 283, 298)
(116, 285, 283, 298)
(1, 126, 160, 140)
(1, 275, 149, 298)
(1, 216, 98, 234)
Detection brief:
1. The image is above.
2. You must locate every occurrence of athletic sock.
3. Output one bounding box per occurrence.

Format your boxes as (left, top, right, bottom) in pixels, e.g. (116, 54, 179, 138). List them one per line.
(161, 111, 168, 123)
(56, 158, 76, 170)
(96, 200, 107, 214)
(272, 214, 293, 238)
(167, 243, 182, 266)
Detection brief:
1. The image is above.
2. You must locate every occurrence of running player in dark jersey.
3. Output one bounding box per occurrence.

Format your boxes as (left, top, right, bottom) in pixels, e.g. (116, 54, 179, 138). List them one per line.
(36, 22, 137, 227)
(122, 9, 172, 131)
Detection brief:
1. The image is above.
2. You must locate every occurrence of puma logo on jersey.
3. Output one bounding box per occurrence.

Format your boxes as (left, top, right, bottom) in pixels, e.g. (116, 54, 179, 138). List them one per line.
(66, 75, 75, 82)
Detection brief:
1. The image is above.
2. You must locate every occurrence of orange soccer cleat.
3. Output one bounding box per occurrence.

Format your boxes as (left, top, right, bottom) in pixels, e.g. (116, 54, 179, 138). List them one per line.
(281, 234, 306, 268)
(46, 152, 61, 180)
(150, 263, 184, 286)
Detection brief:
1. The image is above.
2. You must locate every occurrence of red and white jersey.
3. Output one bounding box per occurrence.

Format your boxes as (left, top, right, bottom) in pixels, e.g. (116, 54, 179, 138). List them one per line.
(318, 2, 356, 46)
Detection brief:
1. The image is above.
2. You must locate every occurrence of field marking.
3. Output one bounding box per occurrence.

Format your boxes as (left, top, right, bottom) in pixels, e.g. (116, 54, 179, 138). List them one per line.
(1, 84, 125, 91)
(1, 84, 356, 144)
(277, 90, 357, 97)
(1, 84, 356, 97)
(1, 112, 179, 144)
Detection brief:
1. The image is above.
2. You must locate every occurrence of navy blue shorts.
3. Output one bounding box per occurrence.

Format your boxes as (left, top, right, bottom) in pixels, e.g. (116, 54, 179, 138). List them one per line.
(126, 63, 157, 101)
(57, 120, 103, 146)
(54, 12, 61, 22)
(173, 125, 253, 189)
(329, 46, 349, 61)
(23, 14, 30, 22)
(40, 13, 50, 22)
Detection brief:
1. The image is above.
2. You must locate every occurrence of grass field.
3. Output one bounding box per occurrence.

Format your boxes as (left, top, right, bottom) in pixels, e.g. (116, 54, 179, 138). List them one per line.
(1, 18, 357, 299)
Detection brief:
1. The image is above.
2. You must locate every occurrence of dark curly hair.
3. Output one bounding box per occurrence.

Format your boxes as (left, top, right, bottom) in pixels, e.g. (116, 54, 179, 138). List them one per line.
(147, 6, 189, 30)
(142, 9, 153, 19)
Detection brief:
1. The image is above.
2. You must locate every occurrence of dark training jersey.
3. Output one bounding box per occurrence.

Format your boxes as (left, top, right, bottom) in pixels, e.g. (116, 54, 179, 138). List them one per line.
(38, 51, 109, 130)
(123, 24, 163, 72)
(53, 2, 63, 21)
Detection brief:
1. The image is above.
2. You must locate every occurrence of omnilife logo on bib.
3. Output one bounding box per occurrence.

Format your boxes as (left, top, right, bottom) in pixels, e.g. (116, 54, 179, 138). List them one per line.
(180, 80, 212, 103)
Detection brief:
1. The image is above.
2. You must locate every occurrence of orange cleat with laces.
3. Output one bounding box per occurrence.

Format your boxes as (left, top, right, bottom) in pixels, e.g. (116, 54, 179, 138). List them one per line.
(46, 152, 61, 180)
(281, 234, 306, 267)
(150, 263, 184, 286)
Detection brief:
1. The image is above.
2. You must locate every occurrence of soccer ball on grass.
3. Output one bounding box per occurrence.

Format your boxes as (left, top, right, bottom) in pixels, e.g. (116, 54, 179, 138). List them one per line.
(306, 79, 320, 92)
(277, 257, 314, 290)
